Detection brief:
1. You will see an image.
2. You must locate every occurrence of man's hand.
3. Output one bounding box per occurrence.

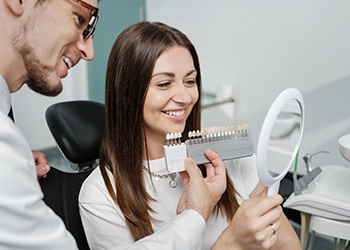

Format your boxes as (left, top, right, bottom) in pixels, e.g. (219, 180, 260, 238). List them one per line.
(177, 149, 226, 221)
(32, 150, 50, 179)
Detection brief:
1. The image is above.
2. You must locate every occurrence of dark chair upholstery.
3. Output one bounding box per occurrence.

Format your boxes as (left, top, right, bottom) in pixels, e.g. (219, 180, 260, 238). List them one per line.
(39, 168, 93, 250)
(44, 100, 104, 167)
(39, 100, 104, 250)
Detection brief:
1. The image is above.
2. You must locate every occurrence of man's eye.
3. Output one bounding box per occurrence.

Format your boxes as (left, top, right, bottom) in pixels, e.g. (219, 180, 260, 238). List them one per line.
(76, 14, 86, 25)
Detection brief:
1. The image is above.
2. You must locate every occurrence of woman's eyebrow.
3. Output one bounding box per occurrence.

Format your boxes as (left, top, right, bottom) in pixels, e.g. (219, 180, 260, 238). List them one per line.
(152, 72, 175, 78)
(185, 69, 197, 77)
(152, 69, 197, 78)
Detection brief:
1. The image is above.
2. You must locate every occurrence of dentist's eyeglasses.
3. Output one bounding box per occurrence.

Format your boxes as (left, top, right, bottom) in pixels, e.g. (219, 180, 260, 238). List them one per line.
(68, 0, 99, 39)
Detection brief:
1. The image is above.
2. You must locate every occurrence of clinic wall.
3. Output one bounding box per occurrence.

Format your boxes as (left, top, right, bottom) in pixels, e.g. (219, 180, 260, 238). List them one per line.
(146, 0, 350, 172)
(88, 0, 146, 103)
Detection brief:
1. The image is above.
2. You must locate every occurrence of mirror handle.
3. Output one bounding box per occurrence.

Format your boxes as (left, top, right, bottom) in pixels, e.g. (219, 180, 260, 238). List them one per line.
(267, 181, 280, 196)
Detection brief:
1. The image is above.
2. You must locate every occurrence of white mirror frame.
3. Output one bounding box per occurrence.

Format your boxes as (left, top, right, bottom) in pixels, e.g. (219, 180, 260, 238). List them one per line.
(257, 88, 305, 195)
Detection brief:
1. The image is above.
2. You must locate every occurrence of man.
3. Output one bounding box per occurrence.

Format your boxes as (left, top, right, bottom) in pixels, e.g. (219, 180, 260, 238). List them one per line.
(0, 1, 226, 249)
(0, 0, 99, 248)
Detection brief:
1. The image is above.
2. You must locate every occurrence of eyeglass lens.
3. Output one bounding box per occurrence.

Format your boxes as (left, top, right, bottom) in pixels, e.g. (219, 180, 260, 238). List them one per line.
(71, 0, 99, 39)
(84, 14, 99, 39)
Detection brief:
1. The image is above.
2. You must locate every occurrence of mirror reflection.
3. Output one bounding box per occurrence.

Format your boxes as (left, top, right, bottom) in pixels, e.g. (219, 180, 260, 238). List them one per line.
(266, 99, 302, 178)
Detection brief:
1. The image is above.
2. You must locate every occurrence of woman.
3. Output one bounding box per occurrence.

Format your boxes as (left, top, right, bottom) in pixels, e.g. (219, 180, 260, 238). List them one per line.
(79, 21, 301, 249)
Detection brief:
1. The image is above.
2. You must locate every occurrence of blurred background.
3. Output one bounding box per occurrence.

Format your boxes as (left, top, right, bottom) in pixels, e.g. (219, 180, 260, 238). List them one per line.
(12, 0, 350, 176)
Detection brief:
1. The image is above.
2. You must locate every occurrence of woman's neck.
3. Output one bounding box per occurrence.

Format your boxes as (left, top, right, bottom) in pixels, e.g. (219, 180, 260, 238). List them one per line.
(143, 136, 166, 160)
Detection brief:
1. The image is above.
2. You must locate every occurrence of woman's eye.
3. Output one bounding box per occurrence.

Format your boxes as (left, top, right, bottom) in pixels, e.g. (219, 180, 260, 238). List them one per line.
(156, 81, 171, 88)
(184, 79, 197, 87)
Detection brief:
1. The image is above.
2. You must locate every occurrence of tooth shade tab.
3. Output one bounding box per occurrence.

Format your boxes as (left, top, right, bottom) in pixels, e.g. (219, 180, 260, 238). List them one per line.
(166, 132, 182, 146)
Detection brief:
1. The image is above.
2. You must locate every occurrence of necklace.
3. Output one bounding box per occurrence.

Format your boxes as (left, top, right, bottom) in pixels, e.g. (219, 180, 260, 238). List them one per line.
(142, 165, 178, 188)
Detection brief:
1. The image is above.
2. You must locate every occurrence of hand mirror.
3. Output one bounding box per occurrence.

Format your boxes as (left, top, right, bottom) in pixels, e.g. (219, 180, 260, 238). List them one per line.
(257, 88, 305, 195)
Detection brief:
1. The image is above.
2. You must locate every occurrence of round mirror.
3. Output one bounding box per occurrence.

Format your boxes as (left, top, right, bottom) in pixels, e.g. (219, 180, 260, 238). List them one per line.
(257, 88, 304, 195)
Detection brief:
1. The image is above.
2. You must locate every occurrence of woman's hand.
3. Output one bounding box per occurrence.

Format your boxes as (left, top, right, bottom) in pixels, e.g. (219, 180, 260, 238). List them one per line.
(177, 149, 227, 221)
(212, 187, 283, 250)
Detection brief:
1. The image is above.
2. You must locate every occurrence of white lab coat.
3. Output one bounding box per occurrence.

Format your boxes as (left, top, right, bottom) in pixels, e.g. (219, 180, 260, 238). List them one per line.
(0, 110, 79, 249)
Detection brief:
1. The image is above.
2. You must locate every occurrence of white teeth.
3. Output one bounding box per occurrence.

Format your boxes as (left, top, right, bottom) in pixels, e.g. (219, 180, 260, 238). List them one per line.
(63, 56, 73, 69)
(165, 110, 185, 117)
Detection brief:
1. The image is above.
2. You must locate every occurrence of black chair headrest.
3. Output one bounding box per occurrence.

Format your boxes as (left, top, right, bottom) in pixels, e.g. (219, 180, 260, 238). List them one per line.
(45, 100, 104, 165)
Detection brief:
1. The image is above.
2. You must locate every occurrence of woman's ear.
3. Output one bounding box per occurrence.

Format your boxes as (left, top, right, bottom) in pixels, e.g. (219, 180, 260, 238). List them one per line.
(5, 0, 25, 16)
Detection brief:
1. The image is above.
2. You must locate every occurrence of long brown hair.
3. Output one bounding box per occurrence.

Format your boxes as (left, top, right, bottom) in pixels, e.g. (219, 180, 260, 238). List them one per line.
(99, 21, 239, 241)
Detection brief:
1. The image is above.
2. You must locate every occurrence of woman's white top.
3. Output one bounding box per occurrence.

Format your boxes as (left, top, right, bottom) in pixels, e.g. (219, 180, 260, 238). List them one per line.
(79, 155, 258, 250)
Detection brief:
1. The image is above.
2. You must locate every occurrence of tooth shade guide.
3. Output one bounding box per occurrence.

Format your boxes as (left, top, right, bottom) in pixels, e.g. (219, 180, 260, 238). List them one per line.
(185, 124, 249, 145)
(165, 124, 249, 146)
(164, 124, 253, 172)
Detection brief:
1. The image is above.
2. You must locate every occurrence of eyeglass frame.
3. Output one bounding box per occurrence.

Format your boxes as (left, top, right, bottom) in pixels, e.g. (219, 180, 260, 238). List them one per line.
(69, 0, 99, 39)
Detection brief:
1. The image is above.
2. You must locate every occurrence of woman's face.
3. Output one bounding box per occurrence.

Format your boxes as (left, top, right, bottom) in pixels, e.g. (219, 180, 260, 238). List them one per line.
(143, 45, 199, 143)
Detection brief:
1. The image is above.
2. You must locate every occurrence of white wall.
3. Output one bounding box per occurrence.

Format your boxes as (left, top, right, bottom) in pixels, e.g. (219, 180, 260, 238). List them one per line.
(11, 1, 350, 172)
(146, 0, 350, 173)
(11, 61, 89, 150)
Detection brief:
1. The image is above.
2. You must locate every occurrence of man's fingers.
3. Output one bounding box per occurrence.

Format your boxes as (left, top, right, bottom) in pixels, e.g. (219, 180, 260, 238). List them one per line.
(36, 164, 50, 179)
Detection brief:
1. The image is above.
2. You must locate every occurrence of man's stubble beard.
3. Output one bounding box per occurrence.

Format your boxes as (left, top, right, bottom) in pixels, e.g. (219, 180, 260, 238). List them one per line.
(25, 52, 63, 97)
(13, 18, 63, 97)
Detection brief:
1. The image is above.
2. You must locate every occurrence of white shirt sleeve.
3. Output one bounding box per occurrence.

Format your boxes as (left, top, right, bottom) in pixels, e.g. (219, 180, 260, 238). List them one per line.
(79, 168, 206, 250)
(0, 113, 78, 250)
(130, 210, 205, 250)
(226, 154, 260, 201)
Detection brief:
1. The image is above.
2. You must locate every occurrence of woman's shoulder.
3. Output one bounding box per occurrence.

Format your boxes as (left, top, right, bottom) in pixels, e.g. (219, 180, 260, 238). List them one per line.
(79, 166, 111, 202)
(83, 165, 104, 185)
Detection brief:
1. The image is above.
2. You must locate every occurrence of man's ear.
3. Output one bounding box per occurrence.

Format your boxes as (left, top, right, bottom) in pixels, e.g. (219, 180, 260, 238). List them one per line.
(5, 0, 25, 16)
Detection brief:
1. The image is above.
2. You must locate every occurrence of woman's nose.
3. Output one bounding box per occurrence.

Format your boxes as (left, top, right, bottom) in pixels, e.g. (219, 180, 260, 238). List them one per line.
(172, 84, 192, 104)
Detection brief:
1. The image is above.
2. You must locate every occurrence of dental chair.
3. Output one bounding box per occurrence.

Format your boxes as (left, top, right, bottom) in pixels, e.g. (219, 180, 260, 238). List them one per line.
(39, 100, 104, 250)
